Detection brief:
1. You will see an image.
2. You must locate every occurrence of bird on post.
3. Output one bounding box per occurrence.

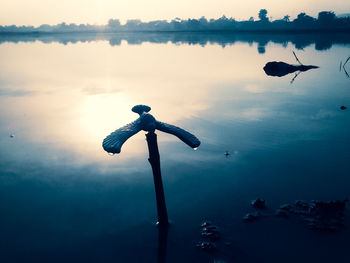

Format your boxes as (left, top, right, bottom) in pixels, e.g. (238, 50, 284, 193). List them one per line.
(102, 104, 200, 153)
(102, 104, 200, 227)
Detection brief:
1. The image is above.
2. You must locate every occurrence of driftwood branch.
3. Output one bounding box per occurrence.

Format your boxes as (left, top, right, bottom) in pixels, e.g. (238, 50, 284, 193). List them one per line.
(290, 71, 302, 84)
(344, 56, 350, 67)
(292, 51, 303, 65)
(342, 56, 350, 78)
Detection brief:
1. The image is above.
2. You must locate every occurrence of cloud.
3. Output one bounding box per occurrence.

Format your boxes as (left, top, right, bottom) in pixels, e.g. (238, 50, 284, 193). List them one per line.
(0, 88, 34, 97)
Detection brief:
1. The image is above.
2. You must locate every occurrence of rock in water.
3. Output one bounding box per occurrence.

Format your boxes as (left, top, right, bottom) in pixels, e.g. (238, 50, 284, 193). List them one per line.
(243, 212, 261, 222)
(290, 200, 348, 231)
(275, 209, 288, 218)
(251, 198, 266, 209)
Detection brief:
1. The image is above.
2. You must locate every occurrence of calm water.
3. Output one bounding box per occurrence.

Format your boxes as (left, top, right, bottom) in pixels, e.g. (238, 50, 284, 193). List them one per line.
(0, 33, 350, 262)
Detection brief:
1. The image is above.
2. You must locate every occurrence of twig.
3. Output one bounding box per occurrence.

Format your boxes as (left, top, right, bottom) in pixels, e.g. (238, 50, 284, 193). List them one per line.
(292, 51, 303, 65)
(343, 56, 350, 78)
(344, 56, 350, 67)
(340, 61, 342, 72)
(290, 71, 301, 84)
(343, 66, 349, 78)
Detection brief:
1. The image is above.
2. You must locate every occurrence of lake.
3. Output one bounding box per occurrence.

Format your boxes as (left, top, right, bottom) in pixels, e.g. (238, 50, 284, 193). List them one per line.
(0, 32, 350, 262)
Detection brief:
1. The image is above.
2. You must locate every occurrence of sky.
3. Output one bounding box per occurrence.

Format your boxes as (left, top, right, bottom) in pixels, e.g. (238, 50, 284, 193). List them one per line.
(0, 0, 350, 26)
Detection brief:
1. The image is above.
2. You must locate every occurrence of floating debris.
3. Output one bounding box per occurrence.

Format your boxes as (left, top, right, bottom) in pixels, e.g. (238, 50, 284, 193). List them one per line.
(197, 221, 221, 252)
(275, 209, 288, 218)
(263, 62, 318, 77)
(340, 106, 347, 110)
(291, 200, 312, 215)
(196, 241, 216, 251)
(201, 221, 212, 228)
(244, 199, 348, 231)
(243, 211, 261, 222)
(224, 151, 230, 157)
(279, 204, 292, 211)
(304, 200, 348, 231)
(9, 134, 15, 138)
(201, 225, 220, 240)
(251, 198, 266, 209)
(280, 200, 347, 231)
(200, 221, 220, 241)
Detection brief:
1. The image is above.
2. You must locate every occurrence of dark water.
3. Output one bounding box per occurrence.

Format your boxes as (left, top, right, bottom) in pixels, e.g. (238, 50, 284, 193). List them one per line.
(0, 33, 350, 262)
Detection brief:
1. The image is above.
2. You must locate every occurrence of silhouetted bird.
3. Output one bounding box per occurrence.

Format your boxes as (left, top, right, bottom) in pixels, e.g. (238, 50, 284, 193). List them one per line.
(103, 105, 200, 154)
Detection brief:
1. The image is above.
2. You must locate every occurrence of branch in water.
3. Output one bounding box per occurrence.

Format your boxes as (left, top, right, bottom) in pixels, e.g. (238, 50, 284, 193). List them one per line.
(290, 71, 302, 84)
(344, 56, 350, 67)
(292, 51, 303, 65)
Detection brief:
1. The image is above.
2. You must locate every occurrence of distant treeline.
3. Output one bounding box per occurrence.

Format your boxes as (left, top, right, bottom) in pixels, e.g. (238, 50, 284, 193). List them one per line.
(1, 10, 350, 33)
(1, 32, 350, 54)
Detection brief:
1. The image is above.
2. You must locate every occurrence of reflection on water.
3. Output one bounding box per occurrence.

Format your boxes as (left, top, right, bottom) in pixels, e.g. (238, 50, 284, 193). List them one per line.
(1, 32, 350, 53)
(263, 61, 319, 84)
(0, 33, 350, 262)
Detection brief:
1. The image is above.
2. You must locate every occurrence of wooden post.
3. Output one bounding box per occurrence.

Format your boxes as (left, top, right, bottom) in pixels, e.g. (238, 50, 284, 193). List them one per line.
(146, 132, 169, 227)
(157, 225, 168, 263)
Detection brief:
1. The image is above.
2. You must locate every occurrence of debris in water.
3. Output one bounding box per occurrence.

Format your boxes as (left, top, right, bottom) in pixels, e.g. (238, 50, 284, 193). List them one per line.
(263, 61, 318, 77)
(245, 199, 348, 231)
(243, 211, 261, 222)
(224, 242, 232, 247)
(197, 221, 221, 252)
(201, 221, 211, 228)
(251, 198, 266, 209)
(224, 151, 230, 157)
(201, 221, 212, 228)
(9, 134, 15, 138)
(279, 204, 292, 211)
(340, 106, 347, 110)
(201, 225, 220, 240)
(301, 200, 348, 231)
(196, 241, 216, 251)
(263, 52, 318, 83)
(275, 209, 288, 218)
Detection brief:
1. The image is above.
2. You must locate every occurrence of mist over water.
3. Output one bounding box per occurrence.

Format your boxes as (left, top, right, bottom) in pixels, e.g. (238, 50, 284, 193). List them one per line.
(0, 33, 350, 262)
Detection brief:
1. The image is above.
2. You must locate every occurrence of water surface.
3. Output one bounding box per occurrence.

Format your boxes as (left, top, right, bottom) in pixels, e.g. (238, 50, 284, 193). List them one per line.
(0, 33, 350, 262)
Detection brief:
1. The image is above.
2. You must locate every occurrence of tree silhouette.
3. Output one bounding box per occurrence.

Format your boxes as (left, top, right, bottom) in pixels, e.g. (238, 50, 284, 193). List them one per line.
(108, 19, 121, 29)
(1, 10, 350, 33)
(258, 9, 269, 22)
(293, 12, 316, 28)
(283, 15, 290, 22)
(318, 11, 336, 24)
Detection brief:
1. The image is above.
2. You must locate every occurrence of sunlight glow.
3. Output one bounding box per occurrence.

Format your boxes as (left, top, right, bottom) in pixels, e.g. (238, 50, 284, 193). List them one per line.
(81, 92, 134, 141)
(0, 0, 349, 26)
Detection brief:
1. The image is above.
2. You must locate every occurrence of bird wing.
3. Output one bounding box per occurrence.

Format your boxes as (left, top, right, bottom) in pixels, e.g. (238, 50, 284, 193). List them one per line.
(102, 119, 141, 154)
(156, 121, 200, 149)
